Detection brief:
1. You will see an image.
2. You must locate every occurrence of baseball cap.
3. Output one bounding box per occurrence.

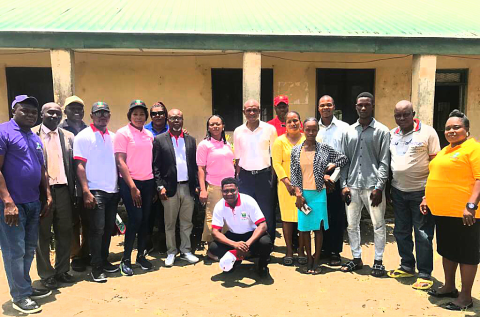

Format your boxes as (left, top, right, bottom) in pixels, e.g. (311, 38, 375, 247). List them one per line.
(219, 250, 238, 272)
(11, 95, 39, 109)
(274, 95, 289, 107)
(91, 101, 110, 113)
(64, 95, 85, 109)
(129, 100, 147, 110)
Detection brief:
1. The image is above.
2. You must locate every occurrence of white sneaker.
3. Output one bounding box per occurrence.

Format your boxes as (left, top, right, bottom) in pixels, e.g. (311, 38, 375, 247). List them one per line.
(181, 252, 199, 264)
(165, 254, 176, 267)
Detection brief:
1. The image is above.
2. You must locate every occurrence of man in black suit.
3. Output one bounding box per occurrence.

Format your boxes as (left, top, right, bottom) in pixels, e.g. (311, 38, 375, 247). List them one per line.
(153, 109, 199, 267)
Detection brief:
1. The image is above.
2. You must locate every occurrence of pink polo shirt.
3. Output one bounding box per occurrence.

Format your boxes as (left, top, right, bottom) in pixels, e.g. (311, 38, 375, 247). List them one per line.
(114, 124, 154, 181)
(196, 138, 234, 186)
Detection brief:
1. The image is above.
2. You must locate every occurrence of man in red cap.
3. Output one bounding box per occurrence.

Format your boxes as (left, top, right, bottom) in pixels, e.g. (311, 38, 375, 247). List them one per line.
(267, 95, 290, 136)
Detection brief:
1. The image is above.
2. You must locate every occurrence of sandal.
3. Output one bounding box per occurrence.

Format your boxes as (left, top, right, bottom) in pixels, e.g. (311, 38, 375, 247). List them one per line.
(282, 256, 294, 266)
(297, 256, 308, 265)
(412, 277, 433, 290)
(387, 268, 414, 278)
(341, 260, 363, 272)
(427, 288, 459, 298)
(371, 263, 386, 277)
(329, 254, 341, 266)
(302, 262, 314, 274)
(441, 301, 473, 311)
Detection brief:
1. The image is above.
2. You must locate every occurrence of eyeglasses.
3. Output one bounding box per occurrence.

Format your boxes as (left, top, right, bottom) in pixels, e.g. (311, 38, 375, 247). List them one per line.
(92, 111, 110, 118)
(168, 116, 183, 122)
(151, 111, 166, 117)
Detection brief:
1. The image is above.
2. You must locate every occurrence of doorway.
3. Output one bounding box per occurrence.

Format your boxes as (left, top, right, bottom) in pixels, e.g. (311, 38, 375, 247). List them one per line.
(433, 70, 467, 147)
(6, 67, 54, 125)
(212, 68, 274, 131)
(316, 69, 375, 124)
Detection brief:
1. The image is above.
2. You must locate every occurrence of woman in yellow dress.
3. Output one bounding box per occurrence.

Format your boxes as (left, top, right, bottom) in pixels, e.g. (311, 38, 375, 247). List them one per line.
(272, 111, 306, 265)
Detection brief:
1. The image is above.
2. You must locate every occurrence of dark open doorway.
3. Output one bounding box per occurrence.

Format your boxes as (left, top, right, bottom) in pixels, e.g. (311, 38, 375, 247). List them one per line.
(316, 69, 375, 125)
(6, 67, 54, 125)
(212, 68, 274, 131)
(434, 70, 467, 148)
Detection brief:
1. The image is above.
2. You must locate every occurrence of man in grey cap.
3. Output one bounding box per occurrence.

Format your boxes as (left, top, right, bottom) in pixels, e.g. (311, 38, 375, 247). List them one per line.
(59, 95, 90, 272)
(0, 95, 52, 313)
(73, 102, 119, 282)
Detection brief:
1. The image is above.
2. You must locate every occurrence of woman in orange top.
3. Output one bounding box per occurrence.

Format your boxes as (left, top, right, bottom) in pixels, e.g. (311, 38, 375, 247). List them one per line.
(421, 110, 480, 311)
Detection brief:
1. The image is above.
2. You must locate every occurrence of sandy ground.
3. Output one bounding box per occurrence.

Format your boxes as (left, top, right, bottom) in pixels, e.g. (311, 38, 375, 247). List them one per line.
(0, 222, 479, 317)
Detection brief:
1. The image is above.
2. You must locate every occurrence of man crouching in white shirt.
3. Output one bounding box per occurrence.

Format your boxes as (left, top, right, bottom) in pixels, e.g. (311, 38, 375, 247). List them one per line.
(209, 177, 272, 278)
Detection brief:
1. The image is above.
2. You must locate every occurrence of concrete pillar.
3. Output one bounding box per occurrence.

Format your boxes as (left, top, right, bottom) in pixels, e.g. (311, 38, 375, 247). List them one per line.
(243, 52, 261, 105)
(50, 49, 75, 107)
(411, 55, 437, 126)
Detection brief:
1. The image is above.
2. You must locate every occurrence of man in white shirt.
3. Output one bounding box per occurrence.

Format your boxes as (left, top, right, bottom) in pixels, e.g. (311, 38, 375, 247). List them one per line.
(233, 99, 278, 242)
(73, 102, 120, 283)
(209, 177, 272, 277)
(316, 95, 350, 266)
(387, 100, 440, 290)
(33, 103, 76, 290)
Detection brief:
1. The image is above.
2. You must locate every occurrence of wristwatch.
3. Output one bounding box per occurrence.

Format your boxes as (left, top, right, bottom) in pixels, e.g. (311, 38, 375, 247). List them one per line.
(157, 185, 165, 192)
(466, 202, 478, 211)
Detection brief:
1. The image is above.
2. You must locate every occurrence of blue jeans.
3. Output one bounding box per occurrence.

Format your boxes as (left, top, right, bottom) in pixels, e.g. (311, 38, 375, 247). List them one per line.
(119, 178, 154, 261)
(391, 187, 434, 277)
(0, 201, 41, 302)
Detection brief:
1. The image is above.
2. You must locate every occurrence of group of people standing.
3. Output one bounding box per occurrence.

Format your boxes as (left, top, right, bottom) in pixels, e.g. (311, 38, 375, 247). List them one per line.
(0, 90, 478, 314)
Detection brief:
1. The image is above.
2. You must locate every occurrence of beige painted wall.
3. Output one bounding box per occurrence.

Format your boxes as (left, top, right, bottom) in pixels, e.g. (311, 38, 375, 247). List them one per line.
(1, 51, 479, 140)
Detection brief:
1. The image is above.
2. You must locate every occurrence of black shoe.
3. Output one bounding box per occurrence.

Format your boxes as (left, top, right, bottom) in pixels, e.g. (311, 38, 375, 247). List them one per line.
(91, 267, 107, 283)
(136, 256, 153, 270)
(257, 266, 270, 278)
(71, 258, 87, 272)
(31, 288, 52, 300)
(12, 298, 42, 314)
(41, 276, 58, 290)
(102, 261, 119, 273)
(56, 272, 75, 283)
(120, 260, 134, 276)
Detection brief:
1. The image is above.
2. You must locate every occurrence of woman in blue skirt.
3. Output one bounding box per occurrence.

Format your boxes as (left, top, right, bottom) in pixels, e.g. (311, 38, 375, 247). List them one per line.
(291, 117, 348, 274)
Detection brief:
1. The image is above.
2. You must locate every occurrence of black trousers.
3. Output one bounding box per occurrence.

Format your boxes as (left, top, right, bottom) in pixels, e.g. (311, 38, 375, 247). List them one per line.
(322, 182, 345, 254)
(88, 190, 120, 268)
(238, 168, 275, 243)
(209, 231, 272, 268)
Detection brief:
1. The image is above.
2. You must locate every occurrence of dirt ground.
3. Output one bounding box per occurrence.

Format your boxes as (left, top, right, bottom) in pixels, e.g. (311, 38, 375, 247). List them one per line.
(1, 222, 479, 317)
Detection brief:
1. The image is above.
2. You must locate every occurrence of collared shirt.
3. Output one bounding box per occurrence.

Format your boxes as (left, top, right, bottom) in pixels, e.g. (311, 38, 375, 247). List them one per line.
(170, 131, 188, 182)
(340, 118, 390, 190)
(267, 116, 287, 136)
(390, 120, 440, 192)
(196, 138, 234, 186)
(59, 119, 87, 136)
(426, 138, 480, 218)
(114, 124, 154, 181)
(73, 124, 118, 193)
(0, 119, 44, 204)
(41, 124, 68, 186)
(316, 116, 350, 152)
(233, 121, 277, 171)
(144, 122, 169, 137)
(212, 193, 266, 234)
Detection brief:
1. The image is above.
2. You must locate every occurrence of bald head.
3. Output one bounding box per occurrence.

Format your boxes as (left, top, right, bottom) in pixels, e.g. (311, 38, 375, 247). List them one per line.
(243, 99, 260, 109)
(243, 99, 260, 124)
(41, 102, 63, 130)
(394, 100, 415, 132)
(168, 109, 184, 132)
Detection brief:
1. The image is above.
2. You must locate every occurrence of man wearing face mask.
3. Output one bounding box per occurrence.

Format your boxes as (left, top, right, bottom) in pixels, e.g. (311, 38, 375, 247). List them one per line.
(153, 109, 199, 267)
(32, 103, 76, 289)
(59, 96, 90, 272)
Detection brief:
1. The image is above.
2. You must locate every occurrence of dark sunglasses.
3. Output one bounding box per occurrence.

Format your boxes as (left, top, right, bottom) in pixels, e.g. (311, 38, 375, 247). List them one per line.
(151, 111, 166, 117)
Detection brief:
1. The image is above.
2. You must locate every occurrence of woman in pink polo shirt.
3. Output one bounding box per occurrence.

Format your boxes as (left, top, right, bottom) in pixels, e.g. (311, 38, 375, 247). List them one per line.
(197, 115, 235, 260)
(114, 100, 155, 276)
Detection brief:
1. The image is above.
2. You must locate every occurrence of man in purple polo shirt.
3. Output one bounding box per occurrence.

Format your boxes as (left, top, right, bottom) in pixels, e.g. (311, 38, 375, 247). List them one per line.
(0, 95, 53, 314)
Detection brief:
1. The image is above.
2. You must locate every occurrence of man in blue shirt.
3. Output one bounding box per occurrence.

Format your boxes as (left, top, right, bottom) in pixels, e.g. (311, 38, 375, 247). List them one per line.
(0, 95, 52, 314)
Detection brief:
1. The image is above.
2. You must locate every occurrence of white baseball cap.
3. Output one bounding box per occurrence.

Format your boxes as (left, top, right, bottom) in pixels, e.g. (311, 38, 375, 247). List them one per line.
(219, 251, 238, 272)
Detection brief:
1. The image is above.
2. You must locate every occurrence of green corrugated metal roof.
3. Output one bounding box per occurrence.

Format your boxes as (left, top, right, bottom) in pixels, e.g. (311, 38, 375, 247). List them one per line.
(1, 0, 480, 53)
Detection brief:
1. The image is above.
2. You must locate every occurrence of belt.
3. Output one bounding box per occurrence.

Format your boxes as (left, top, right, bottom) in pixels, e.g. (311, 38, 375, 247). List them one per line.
(178, 180, 189, 184)
(51, 184, 67, 189)
(241, 167, 271, 175)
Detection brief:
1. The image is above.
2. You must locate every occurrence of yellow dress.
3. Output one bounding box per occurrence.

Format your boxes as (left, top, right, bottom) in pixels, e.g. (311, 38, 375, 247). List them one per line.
(272, 134, 305, 222)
